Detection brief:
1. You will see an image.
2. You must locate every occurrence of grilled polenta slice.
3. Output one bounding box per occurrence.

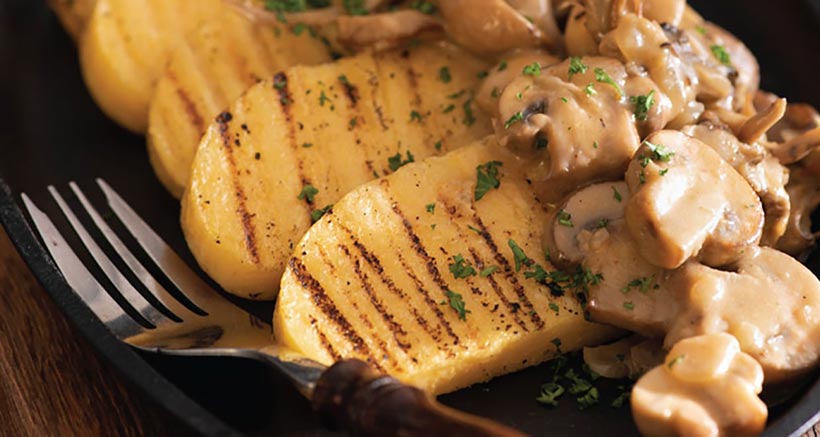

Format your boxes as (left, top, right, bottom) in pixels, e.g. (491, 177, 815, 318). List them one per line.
(181, 43, 491, 300)
(49, 0, 97, 40)
(147, 11, 336, 198)
(274, 140, 620, 395)
(79, 0, 226, 132)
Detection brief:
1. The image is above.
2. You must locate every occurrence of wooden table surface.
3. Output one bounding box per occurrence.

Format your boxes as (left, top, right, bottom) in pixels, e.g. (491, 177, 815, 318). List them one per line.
(1, 227, 819, 437)
(0, 227, 193, 436)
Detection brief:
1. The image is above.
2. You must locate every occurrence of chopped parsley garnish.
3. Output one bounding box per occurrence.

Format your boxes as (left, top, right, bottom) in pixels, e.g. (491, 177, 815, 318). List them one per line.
(310, 204, 332, 223)
(623, 301, 634, 310)
(425, 203, 435, 214)
(710, 44, 732, 66)
(342, 0, 368, 15)
(536, 382, 565, 407)
(449, 254, 477, 279)
(348, 117, 358, 128)
(557, 209, 574, 227)
(668, 354, 685, 368)
(523, 62, 542, 76)
(442, 104, 455, 113)
(273, 75, 288, 89)
(438, 66, 451, 83)
(508, 239, 533, 272)
(567, 57, 588, 79)
(504, 112, 524, 129)
(480, 265, 499, 277)
(560, 97, 569, 103)
(388, 151, 415, 171)
(467, 225, 482, 235)
(445, 289, 470, 320)
(644, 140, 675, 162)
(462, 97, 476, 126)
(497, 60, 508, 71)
(622, 275, 655, 293)
(612, 186, 622, 202)
(409, 0, 437, 14)
(630, 90, 655, 121)
(297, 184, 319, 204)
(475, 161, 503, 201)
(434, 141, 442, 150)
(549, 302, 560, 314)
(476, 70, 489, 79)
(302, 142, 313, 148)
(695, 25, 708, 36)
(611, 388, 630, 408)
(584, 83, 597, 96)
(639, 170, 646, 185)
(593, 140, 599, 149)
(338, 74, 349, 84)
(565, 368, 592, 394)
(490, 87, 501, 98)
(577, 387, 599, 410)
(266, 0, 330, 14)
(319, 90, 331, 106)
(594, 67, 623, 97)
(659, 168, 669, 176)
(596, 218, 609, 229)
(409, 110, 423, 122)
(552, 338, 563, 349)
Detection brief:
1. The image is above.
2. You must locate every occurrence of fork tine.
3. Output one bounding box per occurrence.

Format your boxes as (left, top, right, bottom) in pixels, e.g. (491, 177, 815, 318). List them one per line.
(48, 186, 173, 329)
(69, 181, 201, 321)
(96, 178, 218, 312)
(21, 194, 145, 339)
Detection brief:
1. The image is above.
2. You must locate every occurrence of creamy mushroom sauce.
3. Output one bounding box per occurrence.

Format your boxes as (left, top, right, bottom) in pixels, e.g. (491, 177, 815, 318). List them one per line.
(238, 0, 820, 434)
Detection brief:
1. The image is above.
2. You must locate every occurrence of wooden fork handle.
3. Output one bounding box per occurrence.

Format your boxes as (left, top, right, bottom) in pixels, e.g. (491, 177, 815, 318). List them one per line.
(312, 359, 527, 437)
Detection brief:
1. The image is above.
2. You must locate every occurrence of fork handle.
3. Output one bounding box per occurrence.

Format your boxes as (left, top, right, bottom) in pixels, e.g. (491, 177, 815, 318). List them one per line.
(312, 359, 527, 437)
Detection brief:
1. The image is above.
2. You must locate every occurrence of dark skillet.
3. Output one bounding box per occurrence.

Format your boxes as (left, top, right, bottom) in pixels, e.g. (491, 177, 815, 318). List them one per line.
(1, 0, 819, 435)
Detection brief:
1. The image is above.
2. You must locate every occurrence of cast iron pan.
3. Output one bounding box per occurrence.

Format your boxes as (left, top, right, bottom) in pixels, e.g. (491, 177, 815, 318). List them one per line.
(1, 0, 819, 435)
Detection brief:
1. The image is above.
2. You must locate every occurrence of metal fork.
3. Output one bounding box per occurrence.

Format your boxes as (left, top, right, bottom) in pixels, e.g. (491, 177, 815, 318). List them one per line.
(21, 179, 523, 437)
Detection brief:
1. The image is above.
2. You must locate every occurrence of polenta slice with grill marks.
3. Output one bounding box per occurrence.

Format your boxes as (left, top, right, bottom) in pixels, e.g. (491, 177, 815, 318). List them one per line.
(79, 0, 226, 133)
(274, 140, 621, 395)
(181, 43, 492, 300)
(147, 12, 336, 198)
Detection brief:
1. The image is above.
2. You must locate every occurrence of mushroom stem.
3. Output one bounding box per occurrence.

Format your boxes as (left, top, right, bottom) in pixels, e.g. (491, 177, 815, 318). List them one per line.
(738, 98, 787, 144)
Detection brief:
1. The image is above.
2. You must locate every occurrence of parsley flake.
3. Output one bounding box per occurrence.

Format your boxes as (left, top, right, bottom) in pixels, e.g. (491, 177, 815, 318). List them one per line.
(508, 239, 532, 272)
(612, 186, 622, 202)
(425, 203, 435, 214)
(342, 0, 368, 15)
(557, 209, 574, 227)
(449, 254, 477, 279)
(584, 83, 597, 96)
(310, 204, 332, 223)
(475, 161, 503, 201)
(668, 354, 686, 368)
(409, 110, 423, 122)
(523, 62, 542, 76)
(630, 90, 655, 121)
(480, 265, 499, 277)
(710, 44, 732, 66)
(388, 151, 415, 171)
(438, 66, 451, 83)
(297, 184, 318, 204)
(504, 111, 524, 129)
(445, 289, 470, 320)
(536, 382, 565, 407)
(594, 68, 623, 97)
(568, 57, 589, 79)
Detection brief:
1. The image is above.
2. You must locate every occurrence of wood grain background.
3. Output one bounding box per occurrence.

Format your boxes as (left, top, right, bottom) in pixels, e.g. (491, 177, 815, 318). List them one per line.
(0, 227, 191, 436)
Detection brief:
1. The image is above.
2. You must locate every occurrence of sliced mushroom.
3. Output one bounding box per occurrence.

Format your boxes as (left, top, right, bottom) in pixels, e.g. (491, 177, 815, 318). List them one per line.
(546, 181, 630, 264)
(476, 50, 560, 116)
(776, 166, 820, 257)
(624, 130, 763, 269)
(582, 219, 676, 337)
(496, 57, 640, 202)
(336, 10, 443, 50)
(599, 14, 698, 122)
(682, 123, 791, 246)
(564, 3, 600, 57)
(434, 0, 546, 55)
(667, 247, 820, 383)
(641, 0, 685, 26)
(507, 0, 564, 52)
(632, 333, 767, 437)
